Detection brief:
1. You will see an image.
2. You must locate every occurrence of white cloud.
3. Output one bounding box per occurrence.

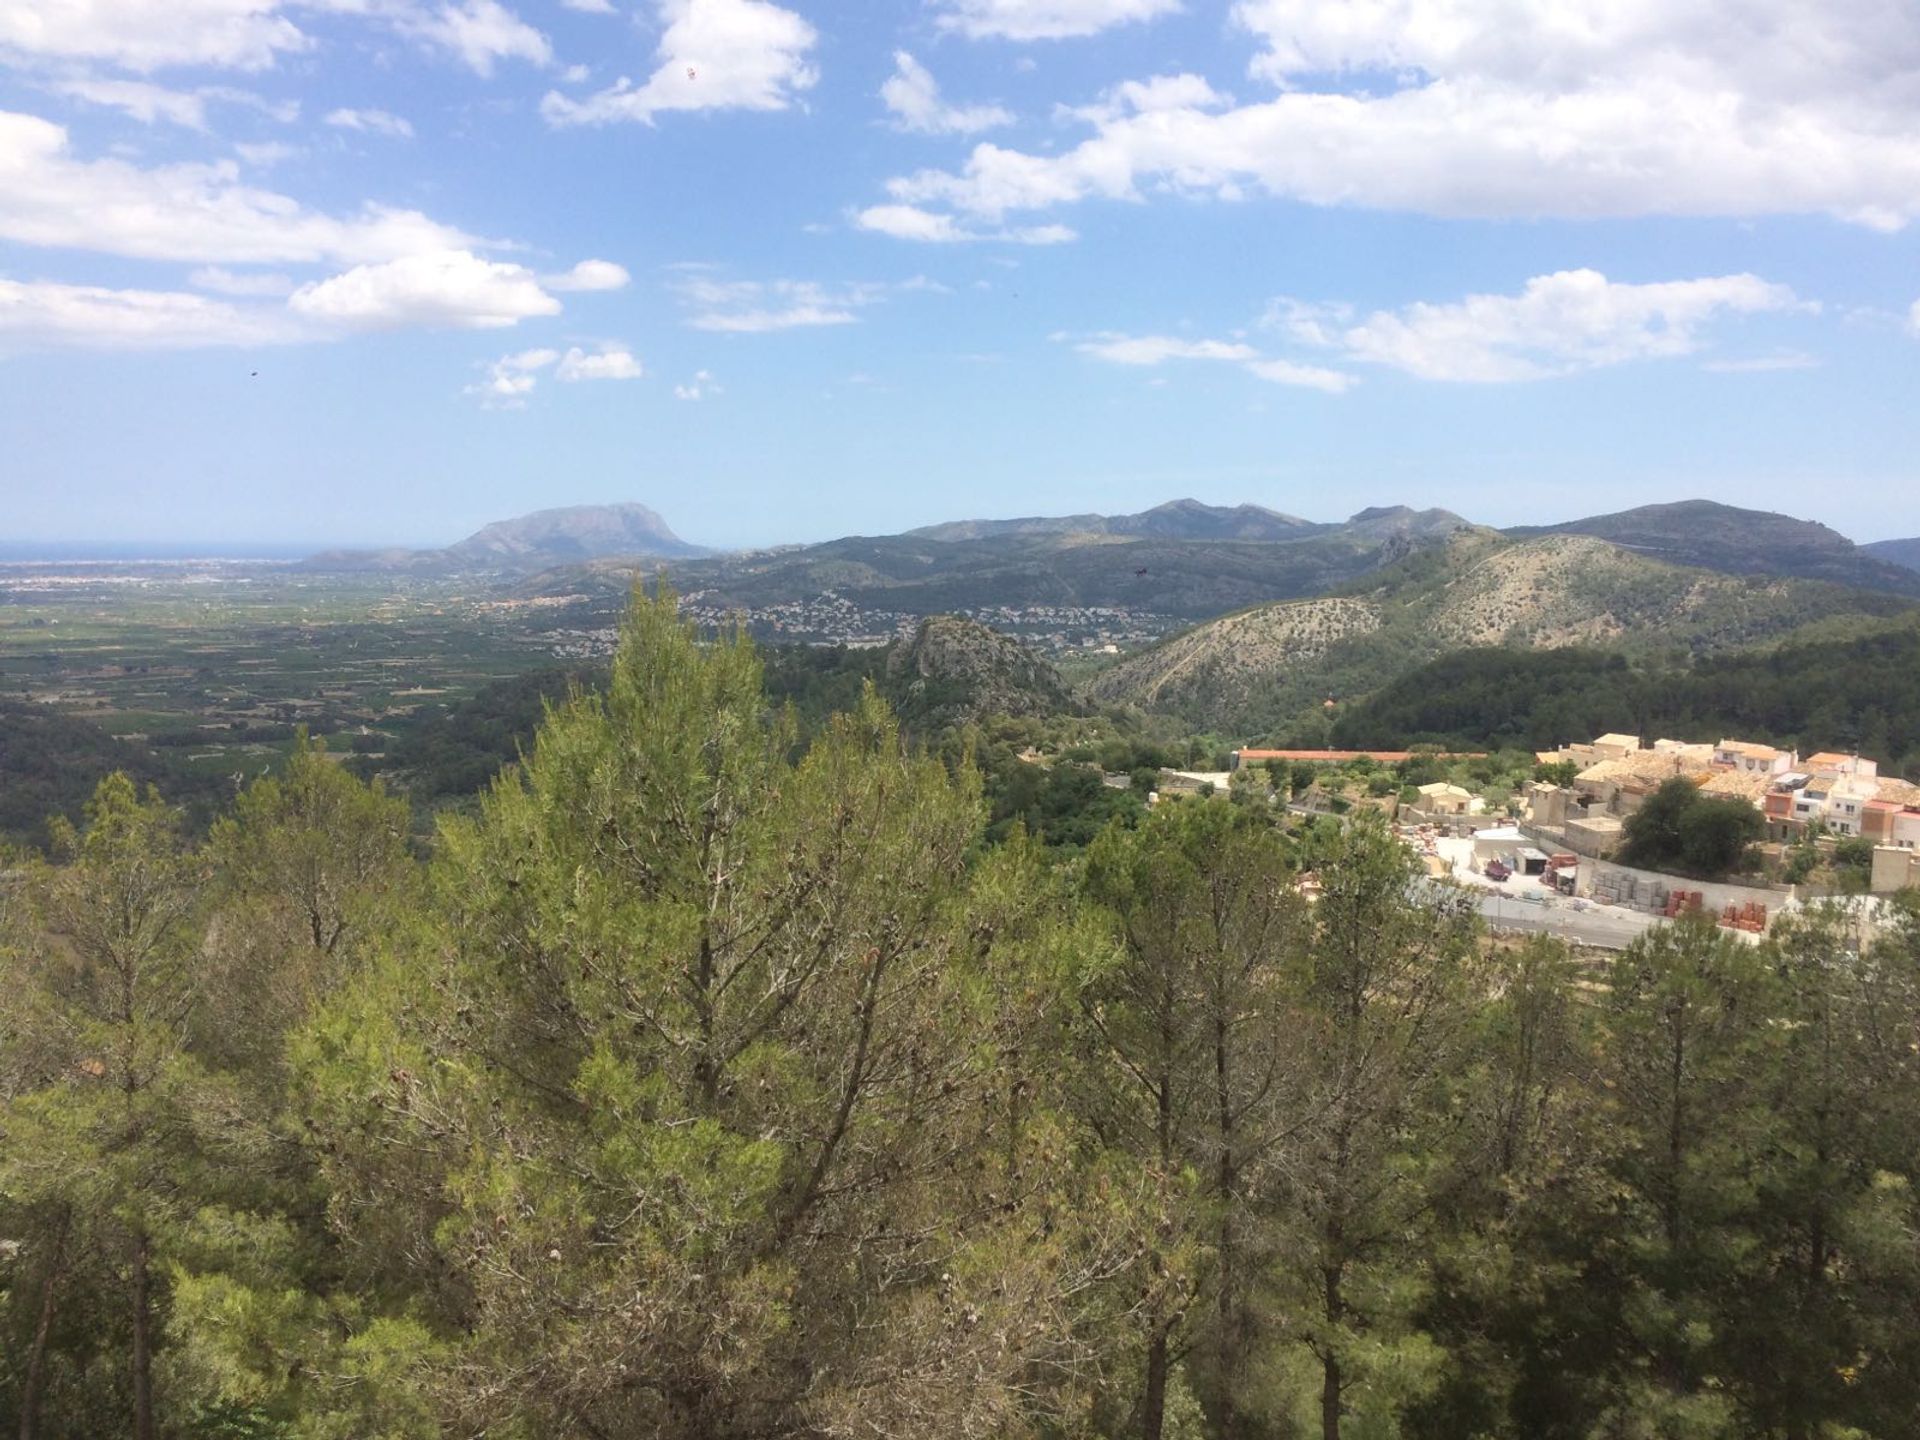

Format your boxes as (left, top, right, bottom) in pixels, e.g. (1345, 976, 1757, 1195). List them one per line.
(468, 343, 640, 404)
(325, 107, 415, 138)
(675, 275, 879, 332)
(1272, 270, 1809, 383)
(1243, 357, 1355, 393)
(189, 265, 296, 297)
(233, 140, 297, 166)
(0, 110, 474, 264)
(0, 277, 300, 350)
(288, 249, 561, 330)
(397, 0, 551, 75)
(50, 78, 212, 128)
(469, 346, 559, 405)
(1910, 300, 1920, 336)
(47, 78, 297, 130)
(0, 0, 310, 72)
(555, 345, 642, 380)
(933, 0, 1182, 41)
(876, 1, 1920, 230)
(1078, 334, 1257, 365)
(1076, 330, 1355, 392)
(544, 258, 630, 291)
(853, 202, 1074, 245)
(882, 52, 1011, 135)
(674, 367, 717, 399)
(541, 0, 816, 126)
(560, 0, 616, 10)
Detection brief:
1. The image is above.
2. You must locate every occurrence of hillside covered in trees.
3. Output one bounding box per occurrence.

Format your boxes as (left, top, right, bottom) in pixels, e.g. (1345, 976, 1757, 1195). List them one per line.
(1326, 620, 1920, 774)
(4, 593, 1920, 1440)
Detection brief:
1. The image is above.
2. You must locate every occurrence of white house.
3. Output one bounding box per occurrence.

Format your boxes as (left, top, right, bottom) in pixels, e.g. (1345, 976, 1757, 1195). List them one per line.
(1714, 739, 1797, 776)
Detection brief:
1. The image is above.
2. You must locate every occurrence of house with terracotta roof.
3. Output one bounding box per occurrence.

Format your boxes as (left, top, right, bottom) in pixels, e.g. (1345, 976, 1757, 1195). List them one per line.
(1714, 739, 1798, 776)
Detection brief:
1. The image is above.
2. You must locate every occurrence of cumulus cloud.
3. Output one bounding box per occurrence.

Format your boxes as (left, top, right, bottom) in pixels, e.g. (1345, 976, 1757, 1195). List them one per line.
(675, 275, 880, 332)
(545, 258, 630, 291)
(325, 107, 415, 138)
(933, 0, 1182, 41)
(288, 249, 561, 330)
(469, 346, 560, 405)
(0, 0, 310, 72)
(674, 368, 718, 399)
(853, 202, 1074, 245)
(881, 52, 1010, 135)
(541, 0, 816, 126)
(0, 277, 302, 350)
(1270, 270, 1808, 383)
(0, 110, 473, 264)
(873, 1, 1920, 230)
(555, 345, 643, 380)
(396, 0, 551, 75)
(467, 342, 641, 404)
(1076, 330, 1355, 392)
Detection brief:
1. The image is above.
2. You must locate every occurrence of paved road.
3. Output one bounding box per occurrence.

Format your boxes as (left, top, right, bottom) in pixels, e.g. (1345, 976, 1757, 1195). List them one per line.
(1475, 893, 1661, 950)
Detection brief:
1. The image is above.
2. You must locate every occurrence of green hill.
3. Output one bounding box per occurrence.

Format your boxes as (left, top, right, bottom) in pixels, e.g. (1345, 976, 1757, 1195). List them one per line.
(1864, 536, 1920, 572)
(1326, 618, 1920, 774)
(1507, 499, 1920, 596)
(1084, 532, 1917, 736)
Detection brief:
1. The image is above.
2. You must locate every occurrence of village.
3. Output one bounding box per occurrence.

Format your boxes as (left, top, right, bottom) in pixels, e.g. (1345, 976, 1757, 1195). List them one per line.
(1164, 732, 1920, 947)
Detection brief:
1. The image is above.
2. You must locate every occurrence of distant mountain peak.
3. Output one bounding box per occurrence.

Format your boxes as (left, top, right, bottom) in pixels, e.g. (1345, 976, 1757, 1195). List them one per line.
(448, 502, 706, 563)
(306, 500, 707, 574)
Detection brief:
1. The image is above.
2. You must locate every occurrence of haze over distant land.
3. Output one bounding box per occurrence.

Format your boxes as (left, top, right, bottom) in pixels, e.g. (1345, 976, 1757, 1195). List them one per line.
(0, 3, 1917, 549)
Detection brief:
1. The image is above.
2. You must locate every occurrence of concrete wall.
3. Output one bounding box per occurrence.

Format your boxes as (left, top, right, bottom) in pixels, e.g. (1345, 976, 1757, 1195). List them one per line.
(1873, 846, 1920, 896)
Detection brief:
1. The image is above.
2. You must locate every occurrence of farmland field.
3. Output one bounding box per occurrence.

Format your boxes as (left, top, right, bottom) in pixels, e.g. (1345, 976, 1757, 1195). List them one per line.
(0, 561, 614, 787)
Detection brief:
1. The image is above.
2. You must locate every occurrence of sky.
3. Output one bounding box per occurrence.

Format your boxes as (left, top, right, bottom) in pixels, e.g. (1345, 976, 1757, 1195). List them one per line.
(2, 0, 1918, 552)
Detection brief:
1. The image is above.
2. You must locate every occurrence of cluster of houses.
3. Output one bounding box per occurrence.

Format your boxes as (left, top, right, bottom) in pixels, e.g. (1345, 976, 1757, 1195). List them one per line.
(1531, 732, 1920, 891)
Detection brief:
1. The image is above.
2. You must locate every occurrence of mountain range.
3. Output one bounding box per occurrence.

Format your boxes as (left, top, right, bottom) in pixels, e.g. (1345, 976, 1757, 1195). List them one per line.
(510, 503, 1476, 619)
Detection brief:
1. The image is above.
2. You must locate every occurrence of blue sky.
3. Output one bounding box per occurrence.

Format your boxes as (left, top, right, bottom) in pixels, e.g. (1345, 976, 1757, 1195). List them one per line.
(2, 0, 1918, 551)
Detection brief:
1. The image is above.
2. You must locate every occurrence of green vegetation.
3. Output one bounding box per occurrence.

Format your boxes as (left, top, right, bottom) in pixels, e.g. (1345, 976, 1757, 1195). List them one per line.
(8, 591, 1920, 1440)
(0, 701, 228, 849)
(1508, 498, 1920, 596)
(1619, 777, 1766, 879)
(1328, 621, 1920, 777)
(1090, 531, 1915, 736)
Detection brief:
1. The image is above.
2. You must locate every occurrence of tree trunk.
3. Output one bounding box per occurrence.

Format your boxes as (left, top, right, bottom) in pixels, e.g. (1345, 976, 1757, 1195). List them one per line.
(18, 1215, 69, 1440)
(1142, 1324, 1169, 1440)
(1320, 1350, 1343, 1440)
(1214, 1015, 1244, 1440)
(1319, 1261, 1345, 1440)
(131, 1229, 156, 1440)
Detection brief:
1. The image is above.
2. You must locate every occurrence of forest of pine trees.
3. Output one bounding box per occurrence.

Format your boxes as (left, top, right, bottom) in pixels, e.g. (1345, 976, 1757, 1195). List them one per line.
(5, 593, 1920, 1439)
